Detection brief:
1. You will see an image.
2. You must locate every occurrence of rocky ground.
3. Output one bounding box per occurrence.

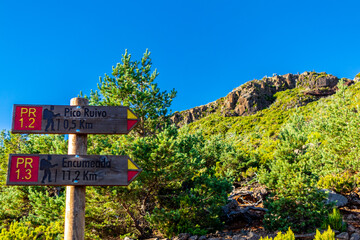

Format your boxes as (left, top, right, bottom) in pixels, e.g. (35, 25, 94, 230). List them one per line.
(140, 184, 360, 240)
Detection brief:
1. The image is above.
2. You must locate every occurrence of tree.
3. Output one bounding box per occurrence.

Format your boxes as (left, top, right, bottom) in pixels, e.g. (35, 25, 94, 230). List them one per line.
(85, 126, 232, 238)
(0, 132, 66, 238)
(79, 50, 232, 238)
(258, 114, 331, 233)
(86, 49, 177, 137)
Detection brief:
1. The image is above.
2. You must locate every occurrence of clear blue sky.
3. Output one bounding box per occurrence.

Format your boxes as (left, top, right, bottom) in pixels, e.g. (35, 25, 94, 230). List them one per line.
(1, 0, 360, 131)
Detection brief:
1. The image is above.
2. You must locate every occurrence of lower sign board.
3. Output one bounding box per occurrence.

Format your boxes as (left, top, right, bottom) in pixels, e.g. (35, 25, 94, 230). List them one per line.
(11, 105, 139, 134)
(6, 154, 141, 186)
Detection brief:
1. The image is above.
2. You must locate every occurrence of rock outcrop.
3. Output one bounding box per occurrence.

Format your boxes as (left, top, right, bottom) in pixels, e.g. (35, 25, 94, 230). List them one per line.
(171, 72, 353, 127)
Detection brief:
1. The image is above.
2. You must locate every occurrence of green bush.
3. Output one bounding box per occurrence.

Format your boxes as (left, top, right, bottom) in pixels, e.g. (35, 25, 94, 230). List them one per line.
(314, 226, 335, 240)
(260, 226, 336, 240)
(0, 221, 63, 240)
(259, 113, 332, 233)
(263, 191, 330, 233)
(0, 132, 67, 230)
(84, 127, 233, 238)
(317, 171, 356, 194)
(129, 128, 232, 237)
(321, 208, 346, 232)
(147, 174, 231, 237)
(260, 227, 295, 240)
(25, 186, 65, 225)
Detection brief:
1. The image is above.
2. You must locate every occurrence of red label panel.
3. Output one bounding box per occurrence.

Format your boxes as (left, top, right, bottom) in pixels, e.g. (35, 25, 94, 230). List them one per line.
(13, 106, 43, 131)
(9, 156, 39, 182)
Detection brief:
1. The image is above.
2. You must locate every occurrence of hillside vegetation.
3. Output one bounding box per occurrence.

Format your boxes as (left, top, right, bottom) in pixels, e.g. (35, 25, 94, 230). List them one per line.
(0, 50, 359, 239)
(181, 73, 360, 233)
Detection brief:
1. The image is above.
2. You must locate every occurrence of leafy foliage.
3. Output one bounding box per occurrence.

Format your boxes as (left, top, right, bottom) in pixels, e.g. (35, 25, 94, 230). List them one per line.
(314, 226, 335, 240)
(263, 193, 330, 233)
(317, 171, 358, 194)
(0, 221, 63, 240)
(186, 87, 319, 180)
(25, 187, 65, 226)
(321, 208, 346, 232)
(0, 132, 66, 228)
(84, 127, 232, 238)
(260, 226, 336, 240)
(258, 109, 331, 232)
(258, 80, 360, 232)
(84, 49, 177, 136)
(78, 50, 232, 238)
(2, 67, 360, 237)
(260, 227, 295, 240)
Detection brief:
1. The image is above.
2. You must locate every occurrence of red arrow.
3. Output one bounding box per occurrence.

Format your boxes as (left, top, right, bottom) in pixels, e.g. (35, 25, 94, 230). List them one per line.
(127, 109, 139, 131)
(127, 158, 141, 183)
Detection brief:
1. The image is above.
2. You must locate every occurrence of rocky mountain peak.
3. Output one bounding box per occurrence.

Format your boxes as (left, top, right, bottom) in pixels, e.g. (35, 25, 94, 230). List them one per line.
(171, 72, 353, 127)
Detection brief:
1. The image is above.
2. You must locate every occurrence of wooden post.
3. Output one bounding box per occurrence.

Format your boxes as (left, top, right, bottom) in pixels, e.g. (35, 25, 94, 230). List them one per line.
(64, 97, 88, 240)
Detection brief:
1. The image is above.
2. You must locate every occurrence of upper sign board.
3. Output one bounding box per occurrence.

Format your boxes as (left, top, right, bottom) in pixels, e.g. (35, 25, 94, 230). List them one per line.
(11, 105, 139, 134)
(6, 154, 141, 186)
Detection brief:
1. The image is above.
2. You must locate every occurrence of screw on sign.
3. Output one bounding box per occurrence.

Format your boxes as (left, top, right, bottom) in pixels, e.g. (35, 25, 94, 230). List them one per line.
(12, 105, 139, 134)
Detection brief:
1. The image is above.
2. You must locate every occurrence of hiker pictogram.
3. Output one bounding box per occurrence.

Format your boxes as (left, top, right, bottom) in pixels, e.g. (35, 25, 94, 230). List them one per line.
(43, 106, 60, 131)
(40, 156, 58, 183)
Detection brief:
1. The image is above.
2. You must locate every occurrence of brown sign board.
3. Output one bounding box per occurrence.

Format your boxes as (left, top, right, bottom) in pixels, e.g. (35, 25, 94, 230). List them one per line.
(6, 154, 141, 186)
(11, 105, 139, 134)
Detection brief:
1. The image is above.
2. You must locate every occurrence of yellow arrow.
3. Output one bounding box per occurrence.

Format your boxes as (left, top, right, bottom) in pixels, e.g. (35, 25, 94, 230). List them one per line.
(127, 109, 137, 119)
(128, 159, 139, 170)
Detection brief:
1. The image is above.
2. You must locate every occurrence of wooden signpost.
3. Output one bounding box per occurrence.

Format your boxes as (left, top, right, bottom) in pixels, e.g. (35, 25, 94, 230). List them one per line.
(7, 98, 141, 240)
(7, 154, 141, 186)
(11, 104, 138, 134)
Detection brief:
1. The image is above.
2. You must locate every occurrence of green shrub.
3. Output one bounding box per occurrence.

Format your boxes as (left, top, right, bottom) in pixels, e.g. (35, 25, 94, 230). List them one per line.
(317, 171, 356, 194)
(85, 127, 232, 238)
(259, 113, 332, 233)
(0, 221, 63, 240)
(321, 208, 346, 232)
(147, 174, 231, 237)
(136, 129, 232, 237)
(260, 226, 336, 240)
(0, 186, 28, 224)
(314, 226, 335, 240)
(260, 227, 295, 240)
(263, 191, 330, 233)
(26, 186, 65, 225)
